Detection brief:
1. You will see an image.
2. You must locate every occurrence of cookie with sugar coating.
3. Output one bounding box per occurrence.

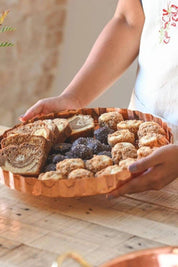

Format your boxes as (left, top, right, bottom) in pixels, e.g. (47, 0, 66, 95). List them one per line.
(138, 133, 169, 147)
(108, 129, 135, 147)
(85, 155, 113, 173)
(56, 158, 85, 176)
(137, 146, 158, 159)
(68, 168, 93, 179)
(138, 121, 166, 138)
(38, 170, 65, 180)
(112, 142, 137, 164)
(117, 120, 143, 135)
(98, 112, 123, 131)
(119, 158, 137, 170)
(95, 165, 122, 177)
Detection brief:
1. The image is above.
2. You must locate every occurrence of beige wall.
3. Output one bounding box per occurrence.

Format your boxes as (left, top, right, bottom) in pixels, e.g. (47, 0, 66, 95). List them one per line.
(55, 0, 137, 108)
(0, 0, 67, 126)
(0, 0, 137, 127)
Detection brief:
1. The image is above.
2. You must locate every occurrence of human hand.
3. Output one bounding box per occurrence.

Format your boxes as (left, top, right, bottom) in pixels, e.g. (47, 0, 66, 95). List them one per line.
(19, 94, 81, 122)
(108, 144, 178, 198)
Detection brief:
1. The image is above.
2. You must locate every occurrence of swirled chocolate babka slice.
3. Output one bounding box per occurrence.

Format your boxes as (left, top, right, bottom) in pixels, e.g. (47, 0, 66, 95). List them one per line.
(5, 122, 52, 142)
(52, 118, 72, 142)
(0, 141, 48, 176)
(4, 118, 72, 144)
(1, 134, 51, 152)
(67, 115, 94, 141)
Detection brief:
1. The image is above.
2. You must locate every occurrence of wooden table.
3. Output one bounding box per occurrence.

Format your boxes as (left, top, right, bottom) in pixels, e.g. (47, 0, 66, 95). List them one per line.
(0, 127, 178, 267)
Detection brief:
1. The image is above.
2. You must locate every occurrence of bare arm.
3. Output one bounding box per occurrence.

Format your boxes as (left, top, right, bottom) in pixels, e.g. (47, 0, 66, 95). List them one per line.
(21, 0, 144, 121)
(61, 0, 145, 107)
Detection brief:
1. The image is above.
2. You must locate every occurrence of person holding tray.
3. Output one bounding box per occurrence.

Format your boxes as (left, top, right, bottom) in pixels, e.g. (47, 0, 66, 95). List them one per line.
(20, 0, 178, 197)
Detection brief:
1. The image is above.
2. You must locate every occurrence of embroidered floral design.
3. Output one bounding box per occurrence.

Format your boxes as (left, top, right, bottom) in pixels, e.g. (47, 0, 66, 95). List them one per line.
(159, 2, 178, 44)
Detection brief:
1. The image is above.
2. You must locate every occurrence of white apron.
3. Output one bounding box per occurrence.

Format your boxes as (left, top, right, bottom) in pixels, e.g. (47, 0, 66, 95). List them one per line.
(129, 0, 178, 144)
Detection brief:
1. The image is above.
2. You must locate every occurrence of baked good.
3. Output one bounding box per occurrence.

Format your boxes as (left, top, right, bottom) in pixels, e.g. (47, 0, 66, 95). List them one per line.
(52, 154, 66, 164)
(85, 155, 113, 173)
(138, 121, 166, 138)
(67, 115, 94, 141)
(101, 144, 111, 152)
(108, 129, 135, 147)
(71, 144, 93, 160)
(94, 126, 114, 144)
(95, 165, 123, 177)
(6, 121, 52, 142)
(98, 112, 123, 130)
(117, 120, 143, 135)
(72, 137, 88, 146)
(119, 158, 137, 170)
(68, 168, 93, 179)
(43, 163, 56, 172)
(86, 138, 103, 154)
(1, 134, 51, 153)
(56, 158, 85, 176)
(137, 146, 158, 159)
(112, 142, 137, 164)
(0, 142, 48, 176)
(41, 119, 60, 144)
(38, 170, 65, 180)
(52, 143, 72, 154)
(138, 133, 169, 147)
(52, 118, 72, 142)
(65, 151, 74, 159)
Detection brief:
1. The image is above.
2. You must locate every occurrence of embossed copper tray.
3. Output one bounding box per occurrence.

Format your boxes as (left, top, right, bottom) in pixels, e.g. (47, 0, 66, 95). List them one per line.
(0, 108, 173, 198)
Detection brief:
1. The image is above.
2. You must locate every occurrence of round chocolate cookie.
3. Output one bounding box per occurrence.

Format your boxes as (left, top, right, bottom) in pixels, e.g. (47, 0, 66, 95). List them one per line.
(52, 154, 66, 164)
(43, 163, 56, 172)
(71, 144, 93, 160)
(65, 151, 74, 159)
(102, 144, 111, 152)
(86, 138, 103, 154)
(94, 126, 114, 144)
(72, 137, 88, 147)
(46, 154, 54, 164)
(52, 143, 72, 154)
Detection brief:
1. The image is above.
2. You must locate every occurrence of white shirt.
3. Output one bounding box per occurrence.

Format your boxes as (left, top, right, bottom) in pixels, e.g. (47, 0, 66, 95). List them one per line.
(129, 0, 178, 143)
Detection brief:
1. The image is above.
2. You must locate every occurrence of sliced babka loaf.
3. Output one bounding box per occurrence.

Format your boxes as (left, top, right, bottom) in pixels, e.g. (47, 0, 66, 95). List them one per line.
(0, 136, 49, 176)
(67, 115, 94, 141)
(52, 118, 72, 142)
(5, 121, 52, 142)
(1, 134, 51, 153)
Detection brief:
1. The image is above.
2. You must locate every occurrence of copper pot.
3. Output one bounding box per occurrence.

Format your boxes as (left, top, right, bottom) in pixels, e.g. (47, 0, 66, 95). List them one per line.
(101, 247, 178, 267)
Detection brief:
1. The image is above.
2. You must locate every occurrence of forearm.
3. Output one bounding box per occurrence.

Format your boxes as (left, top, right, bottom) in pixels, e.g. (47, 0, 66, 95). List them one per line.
(61, 16, 143, 108)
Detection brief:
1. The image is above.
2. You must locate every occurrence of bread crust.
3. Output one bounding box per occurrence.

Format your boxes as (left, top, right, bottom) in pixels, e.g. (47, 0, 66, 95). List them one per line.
(0, 143, 48, 176)
(67, 115, 95, 141)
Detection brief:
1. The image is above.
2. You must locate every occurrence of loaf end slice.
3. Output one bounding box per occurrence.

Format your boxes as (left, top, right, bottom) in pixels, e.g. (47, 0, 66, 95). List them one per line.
(67, 115, 95, 141)
(0, 142, 48, 176)
(53, 118, 72, 142)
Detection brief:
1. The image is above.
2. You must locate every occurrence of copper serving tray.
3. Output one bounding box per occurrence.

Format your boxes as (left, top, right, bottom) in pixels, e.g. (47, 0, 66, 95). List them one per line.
(0, 108, 173, 198)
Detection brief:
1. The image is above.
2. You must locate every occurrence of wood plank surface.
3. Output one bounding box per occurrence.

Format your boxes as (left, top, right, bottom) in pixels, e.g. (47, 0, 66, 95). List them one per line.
(0, 124, 177, 267)
(0, 182, 177, 267)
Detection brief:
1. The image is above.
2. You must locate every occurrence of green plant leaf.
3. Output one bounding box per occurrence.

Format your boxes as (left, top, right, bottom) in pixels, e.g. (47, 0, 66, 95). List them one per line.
(0, 41, 14, 47)
(0, 26, 16, 32)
